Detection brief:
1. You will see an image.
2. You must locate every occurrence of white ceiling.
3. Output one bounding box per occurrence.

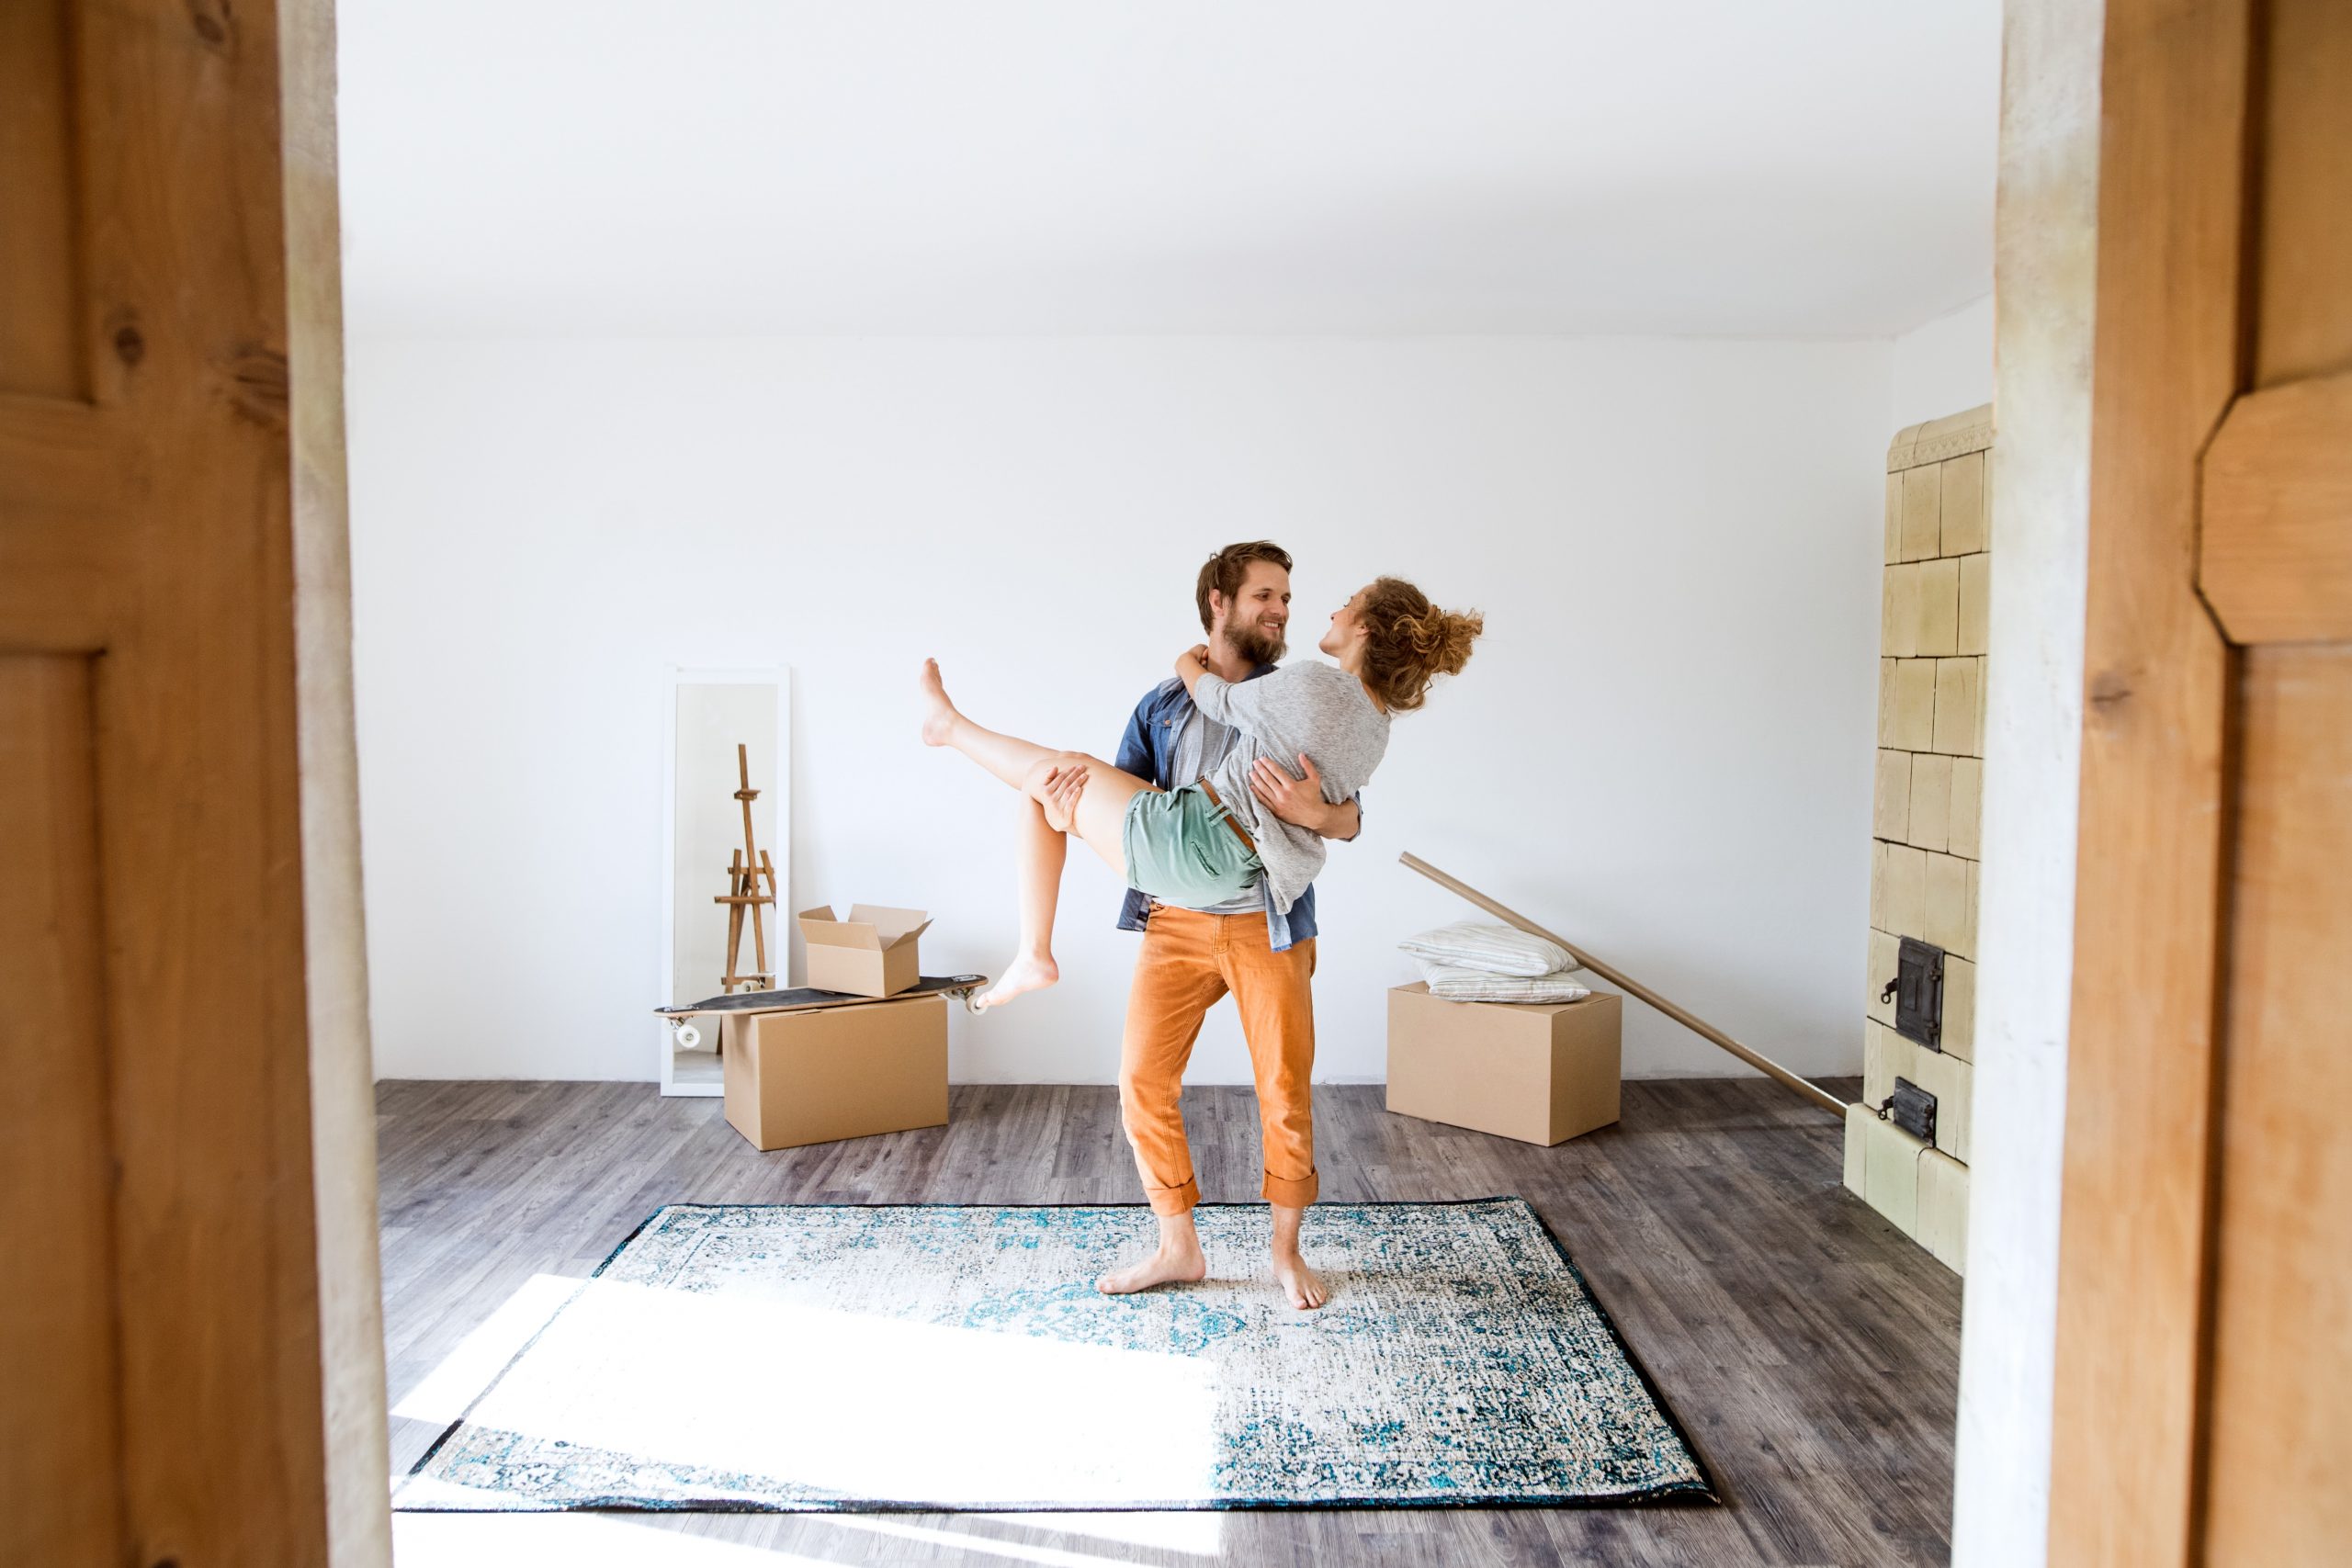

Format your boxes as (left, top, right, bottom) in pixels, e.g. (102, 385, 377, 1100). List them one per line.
(337, 2, 1997, 339)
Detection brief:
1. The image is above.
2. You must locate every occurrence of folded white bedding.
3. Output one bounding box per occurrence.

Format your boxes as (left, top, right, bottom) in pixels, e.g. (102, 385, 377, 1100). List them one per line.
(1417, 958, 1593, 1003)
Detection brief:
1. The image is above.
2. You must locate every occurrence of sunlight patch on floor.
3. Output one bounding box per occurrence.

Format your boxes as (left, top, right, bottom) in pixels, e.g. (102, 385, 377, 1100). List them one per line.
(392, 1513, 815, 1565)
(401, 1276, 1224, 1507)
(391, 1272, 582, 1425)
(818, 1511, 1224, 1562)
(982, 1510, 1225, 1556)
(393, 1511, 1216, 1568)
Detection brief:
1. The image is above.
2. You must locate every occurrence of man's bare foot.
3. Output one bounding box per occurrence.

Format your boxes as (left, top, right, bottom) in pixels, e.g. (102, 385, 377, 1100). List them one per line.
(1096, 1239, 1208, 1295)
(1272, 1251, 1328, 1310)
(973, 952, 1057, 1010)
(918, 658, 959, 747)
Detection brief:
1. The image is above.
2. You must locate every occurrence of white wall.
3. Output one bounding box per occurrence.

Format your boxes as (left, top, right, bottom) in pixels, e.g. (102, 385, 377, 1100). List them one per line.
(349, 336, 1891, 1085)
(1891, 293, 1996, 430)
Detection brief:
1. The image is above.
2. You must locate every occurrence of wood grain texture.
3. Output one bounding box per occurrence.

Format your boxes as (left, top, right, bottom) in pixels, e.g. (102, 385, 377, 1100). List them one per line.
(0, 659, 120, 1568)
(0, 0, 84, 399)
(2199, 648, 2352, 1563)
(0, 2, 382, 1564)
(2046, 0, 2251, 1562)
(279, 0, 394, 1559)
(2200, 371, 2352, 643)
(376, 1076, 1959, 1566)
(2252, 0, 2352, 388)
(2193, 15, 2352, 1559)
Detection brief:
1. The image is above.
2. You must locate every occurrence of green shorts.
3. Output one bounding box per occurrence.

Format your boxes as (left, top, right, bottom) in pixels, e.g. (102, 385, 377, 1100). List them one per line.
(1123, 783, 1264, 908)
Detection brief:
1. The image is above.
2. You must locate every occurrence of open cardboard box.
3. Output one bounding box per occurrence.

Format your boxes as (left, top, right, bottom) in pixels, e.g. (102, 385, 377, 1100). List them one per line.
(797, 904, 931, 998)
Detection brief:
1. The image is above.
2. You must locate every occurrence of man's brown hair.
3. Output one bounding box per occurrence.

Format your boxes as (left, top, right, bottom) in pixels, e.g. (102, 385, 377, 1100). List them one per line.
(1194, 541, 1294, 634)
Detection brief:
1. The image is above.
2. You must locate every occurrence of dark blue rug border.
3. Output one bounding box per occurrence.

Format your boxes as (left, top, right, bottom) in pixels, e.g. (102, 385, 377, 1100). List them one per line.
(397, 1197, 1722, 1513)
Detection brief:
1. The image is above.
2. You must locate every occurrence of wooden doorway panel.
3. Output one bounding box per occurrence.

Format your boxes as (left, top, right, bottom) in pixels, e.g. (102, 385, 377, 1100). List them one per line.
(2051, 0, 2352, 1562)
(2201, 647, 2352, 1562)
(2045, 0, 2246, 1555)
(2199, 3, 2352, 1562)
(0, 2, 387, 1564)
(0, 658, 119, 1565)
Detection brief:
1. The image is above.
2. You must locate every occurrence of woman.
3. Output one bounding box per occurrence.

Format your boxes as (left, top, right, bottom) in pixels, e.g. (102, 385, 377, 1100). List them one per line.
(921, 577, 1482, 1010)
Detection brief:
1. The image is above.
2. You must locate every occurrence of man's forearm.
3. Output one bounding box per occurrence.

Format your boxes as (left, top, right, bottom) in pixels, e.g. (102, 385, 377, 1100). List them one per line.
(1322, 798, 1362, 841)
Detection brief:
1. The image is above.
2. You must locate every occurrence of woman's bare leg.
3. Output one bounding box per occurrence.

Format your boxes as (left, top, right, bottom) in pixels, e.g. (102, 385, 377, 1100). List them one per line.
(920, 660, 1148, 866)
(973, 752, 1151, 1010)
(974, 795, 1065, 1010)
(919, 659, 1058, 789)
(922, 660, 1155, 1009)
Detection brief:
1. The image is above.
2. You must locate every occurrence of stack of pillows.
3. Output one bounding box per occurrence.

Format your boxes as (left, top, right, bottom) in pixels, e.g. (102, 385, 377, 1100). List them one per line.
(1399, 919, 1591, 1003)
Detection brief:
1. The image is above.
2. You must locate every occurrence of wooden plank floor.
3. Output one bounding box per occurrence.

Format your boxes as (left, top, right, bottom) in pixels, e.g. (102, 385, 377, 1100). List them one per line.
(378, 1077, 1957, 1567)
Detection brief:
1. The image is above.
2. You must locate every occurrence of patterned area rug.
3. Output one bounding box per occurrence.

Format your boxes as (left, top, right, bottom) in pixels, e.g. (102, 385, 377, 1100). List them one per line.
(396, 1198, 1713, 1512)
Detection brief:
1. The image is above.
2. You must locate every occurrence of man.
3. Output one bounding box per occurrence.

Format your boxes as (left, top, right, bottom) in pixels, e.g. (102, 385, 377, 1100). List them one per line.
(1048, 541, 1361, 1311)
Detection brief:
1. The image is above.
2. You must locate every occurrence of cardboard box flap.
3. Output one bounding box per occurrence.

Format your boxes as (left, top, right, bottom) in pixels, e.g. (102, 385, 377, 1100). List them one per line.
(847, 904, 931, 947)
(798, 905, 933, 952)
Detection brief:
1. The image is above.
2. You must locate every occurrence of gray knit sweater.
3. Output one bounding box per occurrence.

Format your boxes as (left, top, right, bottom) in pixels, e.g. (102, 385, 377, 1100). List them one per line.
(1193, 661, 1391, 915)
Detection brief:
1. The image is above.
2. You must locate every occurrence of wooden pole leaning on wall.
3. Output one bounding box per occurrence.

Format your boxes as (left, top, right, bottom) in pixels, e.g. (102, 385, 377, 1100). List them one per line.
(1400, 852, 1848, 1118)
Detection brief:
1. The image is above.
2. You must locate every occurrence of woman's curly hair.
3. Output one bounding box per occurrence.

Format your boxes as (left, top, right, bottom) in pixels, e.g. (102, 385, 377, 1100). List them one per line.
(1358, 576, 1483, 713)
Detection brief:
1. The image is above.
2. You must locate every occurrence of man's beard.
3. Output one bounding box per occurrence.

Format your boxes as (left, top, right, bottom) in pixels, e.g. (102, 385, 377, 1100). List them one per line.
(1227, 618, 1287, 666)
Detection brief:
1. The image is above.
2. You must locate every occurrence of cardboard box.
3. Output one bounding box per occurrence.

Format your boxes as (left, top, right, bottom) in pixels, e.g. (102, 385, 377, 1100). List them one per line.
(721, 993, 948, 1151)
(797, 905, 932, 998)
(1385, 982, 1622, 1146)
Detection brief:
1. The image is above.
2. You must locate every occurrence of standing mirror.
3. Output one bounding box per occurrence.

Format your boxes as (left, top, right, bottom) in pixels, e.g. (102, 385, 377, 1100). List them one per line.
(662, 670, 791, 1094)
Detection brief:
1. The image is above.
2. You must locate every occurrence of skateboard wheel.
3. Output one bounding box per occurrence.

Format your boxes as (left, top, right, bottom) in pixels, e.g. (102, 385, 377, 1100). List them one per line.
(673, 1022, 703, 1051)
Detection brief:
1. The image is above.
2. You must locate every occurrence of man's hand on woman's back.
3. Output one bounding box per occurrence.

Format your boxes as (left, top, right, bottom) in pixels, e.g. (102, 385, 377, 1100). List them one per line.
(1251, 753, 1353, 840)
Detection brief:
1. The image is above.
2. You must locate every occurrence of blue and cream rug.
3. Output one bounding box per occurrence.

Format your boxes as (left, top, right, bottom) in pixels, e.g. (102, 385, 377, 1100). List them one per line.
(396, 1198, 1713, 1512)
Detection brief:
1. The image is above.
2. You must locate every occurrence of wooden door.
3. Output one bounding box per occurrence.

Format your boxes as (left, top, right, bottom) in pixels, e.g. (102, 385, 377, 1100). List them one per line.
(2049, 0, 2352, 1562)
(0, 2, 389, 1565)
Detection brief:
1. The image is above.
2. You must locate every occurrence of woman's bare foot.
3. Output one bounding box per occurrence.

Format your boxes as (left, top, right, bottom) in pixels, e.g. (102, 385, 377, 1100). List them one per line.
(973, 951, 1057, 1010)
(1096, 1237, 1208, 1295)
(1272, 1250, 1328, 1310)
(918, 659, 959, 747)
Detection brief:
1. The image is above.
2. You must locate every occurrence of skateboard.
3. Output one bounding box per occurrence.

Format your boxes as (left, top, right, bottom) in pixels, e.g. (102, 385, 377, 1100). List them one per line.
(658, 973, 989, 1050)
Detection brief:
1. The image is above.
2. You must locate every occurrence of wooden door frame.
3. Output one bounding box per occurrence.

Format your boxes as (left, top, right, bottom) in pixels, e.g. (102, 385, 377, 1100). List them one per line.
(283, 1, 396, 1561)
(2045, 0, 2254, 1561)
(1, 1, 389, 1562)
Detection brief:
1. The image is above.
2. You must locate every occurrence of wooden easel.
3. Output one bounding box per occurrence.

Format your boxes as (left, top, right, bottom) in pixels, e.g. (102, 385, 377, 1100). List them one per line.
(714, 743, 779, 992)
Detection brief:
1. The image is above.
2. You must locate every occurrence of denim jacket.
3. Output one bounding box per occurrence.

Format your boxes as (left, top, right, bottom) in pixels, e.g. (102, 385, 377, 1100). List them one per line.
(1113, 665, 1360, 953)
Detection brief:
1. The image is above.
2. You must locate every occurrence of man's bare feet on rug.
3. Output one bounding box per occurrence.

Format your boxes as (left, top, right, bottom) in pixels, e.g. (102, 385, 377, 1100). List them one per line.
(1036, 761, 1086, 834)
(1272, 1249, 1329, 1311)
(1268, 1201, 1327, 1309)
(917, 658, 959, 747)
(974, 951, 1058, 1010)
(1097, 1235, 1209, 1295)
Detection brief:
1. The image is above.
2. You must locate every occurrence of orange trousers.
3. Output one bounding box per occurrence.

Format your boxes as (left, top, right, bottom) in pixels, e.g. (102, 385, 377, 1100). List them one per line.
(1119, 904, 1318, 1215)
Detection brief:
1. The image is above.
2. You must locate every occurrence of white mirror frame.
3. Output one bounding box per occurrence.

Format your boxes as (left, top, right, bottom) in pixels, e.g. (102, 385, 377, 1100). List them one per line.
(660, 667, 792, 1096)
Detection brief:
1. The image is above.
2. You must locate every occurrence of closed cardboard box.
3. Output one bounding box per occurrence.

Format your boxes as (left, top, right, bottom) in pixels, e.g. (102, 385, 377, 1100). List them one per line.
(1386, 982, 1622, 1146)
(797, 905, 932, 998)
(722, 993, 948, 1151)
